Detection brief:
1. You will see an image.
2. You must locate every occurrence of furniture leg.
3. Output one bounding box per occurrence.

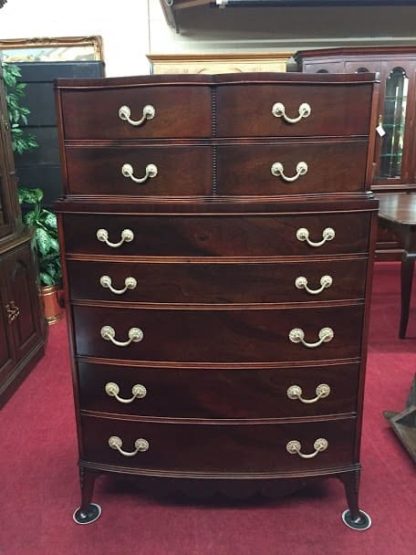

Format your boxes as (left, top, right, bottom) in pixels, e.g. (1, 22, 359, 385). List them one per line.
(399, 257, 414, 339)
(73, 467, 101, 524)
(339, 470, 372, 531)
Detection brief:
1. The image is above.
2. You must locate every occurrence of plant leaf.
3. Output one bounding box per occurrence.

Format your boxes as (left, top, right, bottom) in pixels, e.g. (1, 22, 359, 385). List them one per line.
(41, 210, 57, 230)
(35, 228, 53, 256)
(19, 187, 43, 205)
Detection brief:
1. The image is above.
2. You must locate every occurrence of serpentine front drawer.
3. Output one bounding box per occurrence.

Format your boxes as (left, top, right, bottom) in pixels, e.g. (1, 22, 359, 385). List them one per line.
(60, 84, 212, 139)
(62, 213, 371, 257)
(64, 145, 212, 196)
(216, 140, 368, 195)
(81, 415, 356, 474)
(78, 361, 360, 419)
(66, 258, 368, 304)
(72, 304, 364, 363)
(216, 83, 373, 137)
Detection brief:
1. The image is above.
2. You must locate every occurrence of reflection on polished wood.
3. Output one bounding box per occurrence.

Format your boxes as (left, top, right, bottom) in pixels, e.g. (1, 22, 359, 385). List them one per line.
(377, 192, 416, 338)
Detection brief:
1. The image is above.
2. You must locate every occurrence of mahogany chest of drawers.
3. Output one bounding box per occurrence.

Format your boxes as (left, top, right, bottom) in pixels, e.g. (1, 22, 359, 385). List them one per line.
(55, 73, 379, 529)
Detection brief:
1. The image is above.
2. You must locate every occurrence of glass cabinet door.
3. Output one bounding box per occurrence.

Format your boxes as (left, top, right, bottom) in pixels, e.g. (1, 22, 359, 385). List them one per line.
(377, 67, 409, 180)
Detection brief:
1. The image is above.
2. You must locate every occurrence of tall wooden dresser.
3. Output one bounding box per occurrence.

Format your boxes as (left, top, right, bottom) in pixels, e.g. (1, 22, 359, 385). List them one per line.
(55, 73, 379, 530)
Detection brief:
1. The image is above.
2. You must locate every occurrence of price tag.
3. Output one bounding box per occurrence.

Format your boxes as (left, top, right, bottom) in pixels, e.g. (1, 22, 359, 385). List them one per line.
(376, 123, 386, 137)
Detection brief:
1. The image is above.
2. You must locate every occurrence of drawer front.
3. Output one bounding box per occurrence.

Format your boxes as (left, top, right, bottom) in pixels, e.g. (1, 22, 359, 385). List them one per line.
(81, 415, 356, 473)
(78, 362, 360, 418)
(216, 84, 373, 137)
(72, 305, 364, 363)
(65, 146, 212, 196)
(216, 141, 368, 195)
(63, 213, 371, 257)
(60, 85, 212, 139)
(67, 258, 367, 304)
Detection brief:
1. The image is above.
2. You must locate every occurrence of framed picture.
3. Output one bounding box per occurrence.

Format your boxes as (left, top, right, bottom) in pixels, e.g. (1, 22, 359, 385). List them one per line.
(147, 52, 291, 74)
(0, 36, 104, 63)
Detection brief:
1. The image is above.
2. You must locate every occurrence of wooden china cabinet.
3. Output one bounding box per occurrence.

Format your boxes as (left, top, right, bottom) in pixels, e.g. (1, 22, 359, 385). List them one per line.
(295, 46, 416, 258)
(0, 65, 45, 407)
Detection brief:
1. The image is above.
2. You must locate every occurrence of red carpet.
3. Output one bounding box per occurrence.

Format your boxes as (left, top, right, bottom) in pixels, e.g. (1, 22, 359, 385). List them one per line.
(1, 262, 415, 555)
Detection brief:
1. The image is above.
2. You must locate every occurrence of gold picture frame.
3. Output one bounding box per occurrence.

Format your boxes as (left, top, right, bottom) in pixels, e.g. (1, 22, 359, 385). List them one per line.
(0, 36, 104, 63)
(147, 52, 291, 74)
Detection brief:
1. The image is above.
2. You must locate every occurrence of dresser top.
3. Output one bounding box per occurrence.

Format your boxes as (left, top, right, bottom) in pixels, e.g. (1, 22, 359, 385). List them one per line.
(55, 72, 378, 90)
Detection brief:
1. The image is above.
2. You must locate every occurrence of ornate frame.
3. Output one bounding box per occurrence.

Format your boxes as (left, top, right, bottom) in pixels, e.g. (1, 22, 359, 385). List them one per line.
(0, 36, 104, 63)
(147, 52, 291, 74)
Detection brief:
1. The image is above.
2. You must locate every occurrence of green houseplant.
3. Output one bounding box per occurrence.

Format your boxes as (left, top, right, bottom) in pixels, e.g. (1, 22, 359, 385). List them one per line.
(2, 62, 38, 154)
(18, 186, 61, 287)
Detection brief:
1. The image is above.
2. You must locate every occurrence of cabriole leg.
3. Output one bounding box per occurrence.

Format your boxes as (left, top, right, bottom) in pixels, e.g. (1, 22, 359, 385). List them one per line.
(339, 470, 372, 531)
(73, 468, 101, 525)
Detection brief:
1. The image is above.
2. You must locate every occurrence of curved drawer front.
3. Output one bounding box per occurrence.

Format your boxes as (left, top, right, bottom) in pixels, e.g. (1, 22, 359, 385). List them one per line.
(61, 85, 212, 139)
(67, 258, 367, 304)
(78, 362, 360, 418)
(216, 84, 373, 137)
(63, 213, 370, 257)
(81, 415, 356, 473)
(216, 140, 368, 195)
(65, 145, 212, 196)
(72, 305, 364, 363)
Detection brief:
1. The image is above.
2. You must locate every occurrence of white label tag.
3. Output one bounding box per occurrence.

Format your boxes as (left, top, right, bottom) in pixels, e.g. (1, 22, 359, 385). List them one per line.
(376, 124, 386, 137)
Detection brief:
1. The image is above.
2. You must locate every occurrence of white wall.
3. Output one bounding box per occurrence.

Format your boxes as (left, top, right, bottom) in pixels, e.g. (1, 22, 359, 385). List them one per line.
(1, 0, 416, 77)
(0, 0, 151, 76)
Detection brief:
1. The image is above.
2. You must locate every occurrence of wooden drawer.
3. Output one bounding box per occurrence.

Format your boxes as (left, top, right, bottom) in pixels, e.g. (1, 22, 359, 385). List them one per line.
(63, 213, 371, 257)
(216, 84, 373, 137)
(65, 145, 212, 196)
(60, 85, 212, 139)
(216, 140, 368, 195)
(72, 305, 364, 363)
(78, 362, 360, 418)
(66, 258, 367, 304)
(81, 415, 356, 474)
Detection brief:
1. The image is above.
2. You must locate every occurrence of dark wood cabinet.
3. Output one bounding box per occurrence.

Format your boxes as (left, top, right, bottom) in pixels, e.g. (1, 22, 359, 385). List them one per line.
(56, 72, 378, 530)
(295, 46, 416, 258)
(0, 66, 46, 407)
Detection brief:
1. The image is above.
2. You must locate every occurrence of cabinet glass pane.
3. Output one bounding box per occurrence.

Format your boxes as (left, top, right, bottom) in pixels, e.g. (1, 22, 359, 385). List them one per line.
(378, 67, 408, 179)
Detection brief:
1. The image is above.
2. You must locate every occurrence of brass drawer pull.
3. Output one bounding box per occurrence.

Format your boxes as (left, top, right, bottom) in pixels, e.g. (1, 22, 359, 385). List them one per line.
(295, 275, 333, 295)
(108, 436, 149, 457)
(100, 325, 144, 347)
(100, 275, 137, 295)
(286, 438, 328, 459)
(296, 227, 335, 248)
(105, 382, 147, 403)
(271, 161, 308, 182)
(272, 102, 311, 124)
(121, 163, 158, 184)
(289, 327, 334, 348)
(118, 104, 156, 127)
(96, 228, 134, 248)
(287, 384, 331, 404)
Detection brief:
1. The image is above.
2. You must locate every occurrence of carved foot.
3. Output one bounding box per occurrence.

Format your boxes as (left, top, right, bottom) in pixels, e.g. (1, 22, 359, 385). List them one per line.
(341, 509, 372, 531)
(73, 503, 102, 525)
